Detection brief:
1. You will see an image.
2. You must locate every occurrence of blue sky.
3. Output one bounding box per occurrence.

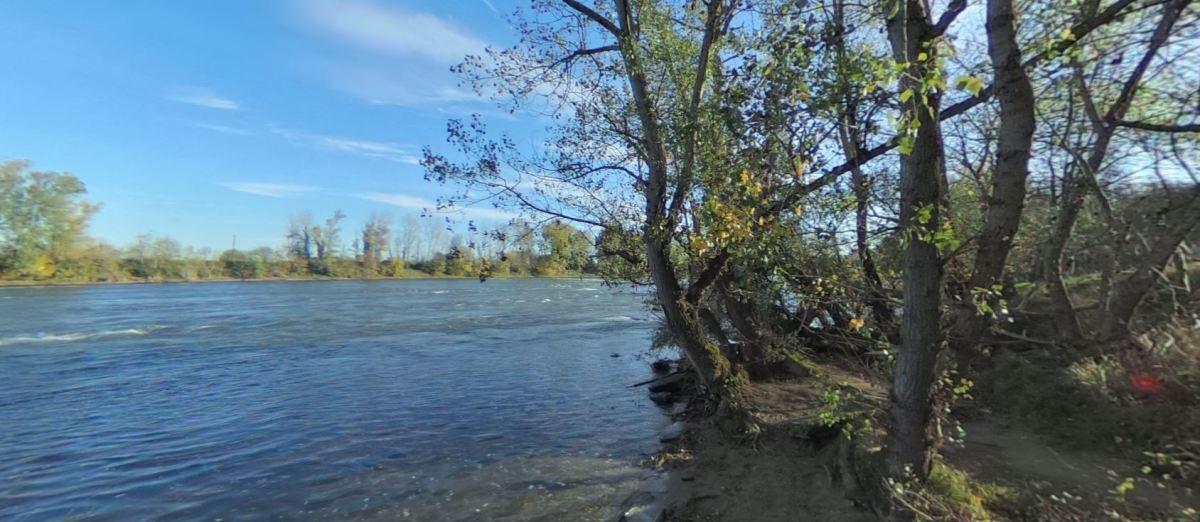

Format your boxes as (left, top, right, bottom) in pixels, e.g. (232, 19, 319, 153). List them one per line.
(0, 0, 530, 251)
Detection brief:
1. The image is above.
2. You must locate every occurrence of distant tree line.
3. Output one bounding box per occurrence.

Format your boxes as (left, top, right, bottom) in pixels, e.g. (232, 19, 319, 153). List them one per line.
(0, 160, 597, 282)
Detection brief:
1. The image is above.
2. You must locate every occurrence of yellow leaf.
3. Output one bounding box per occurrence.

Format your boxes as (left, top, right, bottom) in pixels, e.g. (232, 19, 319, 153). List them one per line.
(955, 76, 984, 97)
(849, 317, 865, 331)
(794, 205, 804, 215)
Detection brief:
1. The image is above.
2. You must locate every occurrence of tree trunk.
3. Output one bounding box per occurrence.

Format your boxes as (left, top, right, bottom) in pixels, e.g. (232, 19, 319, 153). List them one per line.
(645, 235, 739, 396)
(950, 0, 1036, 362)
(1040, 0, 1189, 340)
(610, 0, 742, 401)
(834, 0, 895, 339)
(1102, 189, 1200, 340)
(885, 0, 947, 489)
(1041, 150, 1101, 340)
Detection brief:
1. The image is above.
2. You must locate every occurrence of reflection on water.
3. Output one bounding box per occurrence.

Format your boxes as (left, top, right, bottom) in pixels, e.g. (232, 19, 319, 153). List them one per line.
(0, 279, 665, 521)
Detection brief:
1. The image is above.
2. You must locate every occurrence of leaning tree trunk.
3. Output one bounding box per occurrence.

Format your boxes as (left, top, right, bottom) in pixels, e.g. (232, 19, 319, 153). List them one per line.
(1102, 190, 1200, 341)
(884, 0, 948, 490)
(950, 0, 1036, 363)
(1040, 0, 1188, 341)
(610, 0, 743, 403)
(645, 236, 736, 393)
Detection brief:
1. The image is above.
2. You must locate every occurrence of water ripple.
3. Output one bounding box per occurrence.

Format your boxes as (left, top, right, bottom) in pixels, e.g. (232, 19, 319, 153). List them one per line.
(0, 279, 663, 521)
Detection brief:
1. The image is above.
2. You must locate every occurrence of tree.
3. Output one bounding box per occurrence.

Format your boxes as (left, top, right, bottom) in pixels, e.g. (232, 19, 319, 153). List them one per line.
(287, 212, 315, 273)
(539, 221, 592, 274)
(1038, 0, 1193, 341)
(882, 0, 960, 488)
(0, 160, 98, 278)
(310, 210, 345, 275)
(445, 235, 477, 276)
(219, 249, 261, 279)
(361, 213, 392, 274)
(948, 0, 1037, 364)
(395, 214, 420, 265)
(425, 0, 751, 403)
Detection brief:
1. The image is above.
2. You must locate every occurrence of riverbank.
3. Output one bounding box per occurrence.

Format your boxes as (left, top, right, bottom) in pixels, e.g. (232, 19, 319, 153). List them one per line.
(633, 358, 878, 521)
(644, 341, 1200, 521)
(0, 272, 598, 288)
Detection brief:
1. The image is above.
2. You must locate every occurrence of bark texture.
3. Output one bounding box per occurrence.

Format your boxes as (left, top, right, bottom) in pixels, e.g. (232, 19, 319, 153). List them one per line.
(950, 0, 1036, 360)
(884, 0, 947, 490)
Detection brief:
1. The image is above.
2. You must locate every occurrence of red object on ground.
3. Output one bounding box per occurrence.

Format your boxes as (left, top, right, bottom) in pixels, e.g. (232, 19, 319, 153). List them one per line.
(1130, 373, 1164, 393)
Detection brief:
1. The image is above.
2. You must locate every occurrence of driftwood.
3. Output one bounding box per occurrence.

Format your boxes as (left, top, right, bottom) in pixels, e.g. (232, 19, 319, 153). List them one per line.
(628, 370, 687, 389)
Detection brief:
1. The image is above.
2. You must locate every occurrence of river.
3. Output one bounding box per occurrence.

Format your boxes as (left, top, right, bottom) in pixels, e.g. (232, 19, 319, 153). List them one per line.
(0, 279, 668, 520)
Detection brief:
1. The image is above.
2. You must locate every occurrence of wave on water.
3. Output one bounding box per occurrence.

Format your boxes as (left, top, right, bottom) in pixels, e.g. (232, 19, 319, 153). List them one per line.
(602, 316, 634, 322)
(0, 327, 163, 347)
(430, 290, 449, 294)
(540, 298, 552, 303)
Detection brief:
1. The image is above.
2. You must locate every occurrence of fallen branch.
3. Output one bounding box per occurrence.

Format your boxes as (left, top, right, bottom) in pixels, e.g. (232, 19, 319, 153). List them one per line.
(989, 327, 1061, 346)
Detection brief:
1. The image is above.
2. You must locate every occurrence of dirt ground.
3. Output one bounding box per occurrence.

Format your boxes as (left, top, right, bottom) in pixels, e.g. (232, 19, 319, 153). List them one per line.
(658, 372, 881, 521)
(656, 365, 1200, 521)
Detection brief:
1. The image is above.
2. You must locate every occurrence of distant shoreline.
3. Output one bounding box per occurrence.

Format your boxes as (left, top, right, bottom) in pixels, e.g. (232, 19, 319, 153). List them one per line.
(0, 273, 598, 289)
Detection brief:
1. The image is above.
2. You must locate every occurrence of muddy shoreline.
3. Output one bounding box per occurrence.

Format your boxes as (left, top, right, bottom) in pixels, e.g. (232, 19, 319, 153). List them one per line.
(630, 359, 878, 522)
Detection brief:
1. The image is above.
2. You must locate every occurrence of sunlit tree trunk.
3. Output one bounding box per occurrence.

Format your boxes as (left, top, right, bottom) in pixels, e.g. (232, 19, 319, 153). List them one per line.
(950, 0, 1036, 362)
(604, 0, 743, 400)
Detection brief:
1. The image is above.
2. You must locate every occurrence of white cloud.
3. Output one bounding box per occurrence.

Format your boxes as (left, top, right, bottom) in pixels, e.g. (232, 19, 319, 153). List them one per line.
(299, 0, 487, 64)
(222, 182, 317, 198)
(295, 0, 494, 107)
(188, 122, 253, 136)
(170, 87, 241, 110)
(325, 63, 484, 107)
(360, 192, 518, 221)
(271, 127, 420, 164)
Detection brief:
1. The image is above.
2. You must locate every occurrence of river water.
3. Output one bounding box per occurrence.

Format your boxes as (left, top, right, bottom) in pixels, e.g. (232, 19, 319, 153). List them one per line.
(0, 279, 667, 521)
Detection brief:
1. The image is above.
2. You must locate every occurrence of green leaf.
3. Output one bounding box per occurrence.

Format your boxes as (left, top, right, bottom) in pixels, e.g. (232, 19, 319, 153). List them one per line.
(955, 76, 985, 96)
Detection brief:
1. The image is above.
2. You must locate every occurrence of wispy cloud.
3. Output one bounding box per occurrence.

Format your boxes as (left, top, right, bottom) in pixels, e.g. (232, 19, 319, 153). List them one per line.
(360, 192, 518, 221)
(169, 87, 241, 110)
(299, 0, 487, 64)
(271, 127, 420, 164)
(222, 182, 317, 198)
(188, 122, 254, 136)
(296, 0, 493, 107)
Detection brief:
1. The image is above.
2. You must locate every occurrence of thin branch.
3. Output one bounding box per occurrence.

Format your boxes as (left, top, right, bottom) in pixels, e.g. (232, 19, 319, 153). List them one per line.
(766, 0, 1141, 214)
(668, 0, 728, 227)
(551, 44, 620, 69)
(562, 0, 621, 36)
(931, 0, 968, 37)
(1114, 120, 1200, 133)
